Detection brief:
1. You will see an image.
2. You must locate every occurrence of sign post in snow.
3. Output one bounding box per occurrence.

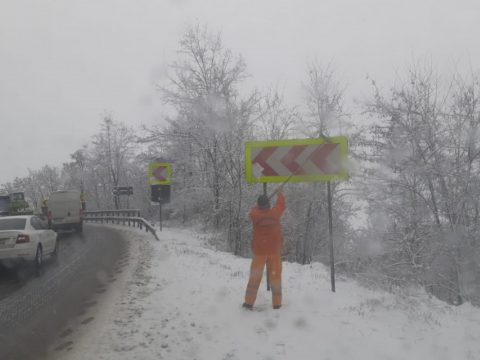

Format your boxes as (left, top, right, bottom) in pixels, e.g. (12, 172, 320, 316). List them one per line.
(112, 186, 133, 208)
(245, 137, 349, 292)
(149, 161, 172, 232)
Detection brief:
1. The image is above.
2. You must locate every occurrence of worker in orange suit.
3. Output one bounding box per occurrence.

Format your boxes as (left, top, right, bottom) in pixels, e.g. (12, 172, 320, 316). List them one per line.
(243, 189, 285, 310)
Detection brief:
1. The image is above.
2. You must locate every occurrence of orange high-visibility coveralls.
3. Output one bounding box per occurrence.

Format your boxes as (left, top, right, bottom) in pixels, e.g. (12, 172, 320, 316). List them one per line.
(244, 191, 285, 308)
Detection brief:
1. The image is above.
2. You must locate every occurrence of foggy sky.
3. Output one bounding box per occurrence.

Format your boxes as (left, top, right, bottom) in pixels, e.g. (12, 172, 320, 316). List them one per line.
(1, 0, 479, 185)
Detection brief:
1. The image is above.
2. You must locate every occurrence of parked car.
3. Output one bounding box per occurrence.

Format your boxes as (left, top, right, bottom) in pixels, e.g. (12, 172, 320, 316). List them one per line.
(0, 215, 58, 270)
(47, 190, 84, 233)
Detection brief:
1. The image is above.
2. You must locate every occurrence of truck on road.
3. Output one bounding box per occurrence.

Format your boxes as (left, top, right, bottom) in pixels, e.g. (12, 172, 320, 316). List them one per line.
(48, 190, 84, 233)
(0, 192, 33, 216)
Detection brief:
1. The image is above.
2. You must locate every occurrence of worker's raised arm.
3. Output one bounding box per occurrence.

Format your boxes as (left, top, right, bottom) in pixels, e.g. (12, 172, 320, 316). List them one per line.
(274, 190, 286, 215)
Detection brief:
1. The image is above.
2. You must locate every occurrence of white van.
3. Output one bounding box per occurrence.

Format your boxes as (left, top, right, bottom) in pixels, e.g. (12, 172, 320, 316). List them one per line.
(48, 190, 83, 233)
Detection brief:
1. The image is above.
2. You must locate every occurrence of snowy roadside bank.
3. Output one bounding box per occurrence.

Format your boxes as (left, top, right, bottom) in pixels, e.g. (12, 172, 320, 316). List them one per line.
(49, 225, 480, 360)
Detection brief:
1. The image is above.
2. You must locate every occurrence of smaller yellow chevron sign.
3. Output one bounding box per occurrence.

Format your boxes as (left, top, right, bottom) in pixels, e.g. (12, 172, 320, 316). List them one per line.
(148, 162, 172, 185)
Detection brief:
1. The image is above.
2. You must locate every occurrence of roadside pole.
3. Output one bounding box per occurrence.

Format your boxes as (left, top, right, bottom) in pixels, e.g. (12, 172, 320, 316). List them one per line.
(327, 181, 335, 292)
(263, 183, 271, 292)
(159, 203, 163, 231)
(148, 161, 171, 233)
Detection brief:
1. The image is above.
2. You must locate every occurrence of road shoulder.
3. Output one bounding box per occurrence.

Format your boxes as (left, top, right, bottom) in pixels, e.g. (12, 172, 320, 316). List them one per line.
(46, 225, 152, 360)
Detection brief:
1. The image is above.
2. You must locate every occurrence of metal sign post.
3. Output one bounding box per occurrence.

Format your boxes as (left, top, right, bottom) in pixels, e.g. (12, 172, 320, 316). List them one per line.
(149, 161, 172, 232)
(150, 185, 170, 232)
(159, 203, 163, 232)
(113, 187, 133, 210)
(327, 181, 335, 292)
(263, 182, 271, 292)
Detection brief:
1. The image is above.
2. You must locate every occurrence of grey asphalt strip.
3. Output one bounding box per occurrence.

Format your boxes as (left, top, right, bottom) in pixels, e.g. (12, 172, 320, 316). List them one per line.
(0, 225, 127, 360)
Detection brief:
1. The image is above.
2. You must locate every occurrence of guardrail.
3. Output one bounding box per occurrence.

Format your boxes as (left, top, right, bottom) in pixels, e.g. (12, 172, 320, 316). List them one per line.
(84, 209, 141, 218)
(83, 209, 159, 241)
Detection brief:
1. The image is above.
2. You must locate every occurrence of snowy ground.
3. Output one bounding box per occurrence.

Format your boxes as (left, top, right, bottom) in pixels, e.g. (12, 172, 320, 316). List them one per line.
(49, 224, 480, 360)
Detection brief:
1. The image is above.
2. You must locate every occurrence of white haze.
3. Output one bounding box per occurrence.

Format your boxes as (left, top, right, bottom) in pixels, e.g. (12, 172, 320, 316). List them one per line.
(1, 0, 480, 184)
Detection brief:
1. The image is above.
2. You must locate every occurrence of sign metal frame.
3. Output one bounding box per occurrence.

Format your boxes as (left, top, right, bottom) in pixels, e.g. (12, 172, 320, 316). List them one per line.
(245, 137, 348, 184)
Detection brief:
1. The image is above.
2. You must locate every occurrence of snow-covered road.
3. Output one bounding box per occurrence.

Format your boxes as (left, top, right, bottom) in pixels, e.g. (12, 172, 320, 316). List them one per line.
(49, 225, 480, 360)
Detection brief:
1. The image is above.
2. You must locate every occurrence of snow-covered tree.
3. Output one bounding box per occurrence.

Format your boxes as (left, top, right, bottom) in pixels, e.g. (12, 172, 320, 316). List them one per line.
(90, 115, 136, 209)
(363, 63, 480, 304)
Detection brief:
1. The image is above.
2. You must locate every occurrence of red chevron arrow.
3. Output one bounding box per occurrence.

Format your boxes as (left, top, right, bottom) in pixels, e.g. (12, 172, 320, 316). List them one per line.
(252, 147, 278, 176)
(153, 166, 167, 181)
(280, 145, 308, 175)
(308, 143, 338, 172)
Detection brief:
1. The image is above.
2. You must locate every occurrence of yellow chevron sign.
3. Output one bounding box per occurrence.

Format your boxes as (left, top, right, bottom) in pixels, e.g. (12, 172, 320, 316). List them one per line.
(245, 137, 348, 183)
(148, 162, 172, 185)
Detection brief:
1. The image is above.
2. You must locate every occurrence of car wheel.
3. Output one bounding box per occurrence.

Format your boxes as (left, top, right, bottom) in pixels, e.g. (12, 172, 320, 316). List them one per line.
(76, 222, 83, 233)
(34, 245, 43, 275)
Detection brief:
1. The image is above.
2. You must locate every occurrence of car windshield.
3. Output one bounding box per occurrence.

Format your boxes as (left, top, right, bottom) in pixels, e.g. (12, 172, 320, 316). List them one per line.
(2, 3, 480, 360)
(0, 218, 26, 230)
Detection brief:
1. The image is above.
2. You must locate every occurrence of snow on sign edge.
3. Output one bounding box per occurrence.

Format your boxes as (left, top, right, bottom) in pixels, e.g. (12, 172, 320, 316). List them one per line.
(245, 137, 349, 183)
